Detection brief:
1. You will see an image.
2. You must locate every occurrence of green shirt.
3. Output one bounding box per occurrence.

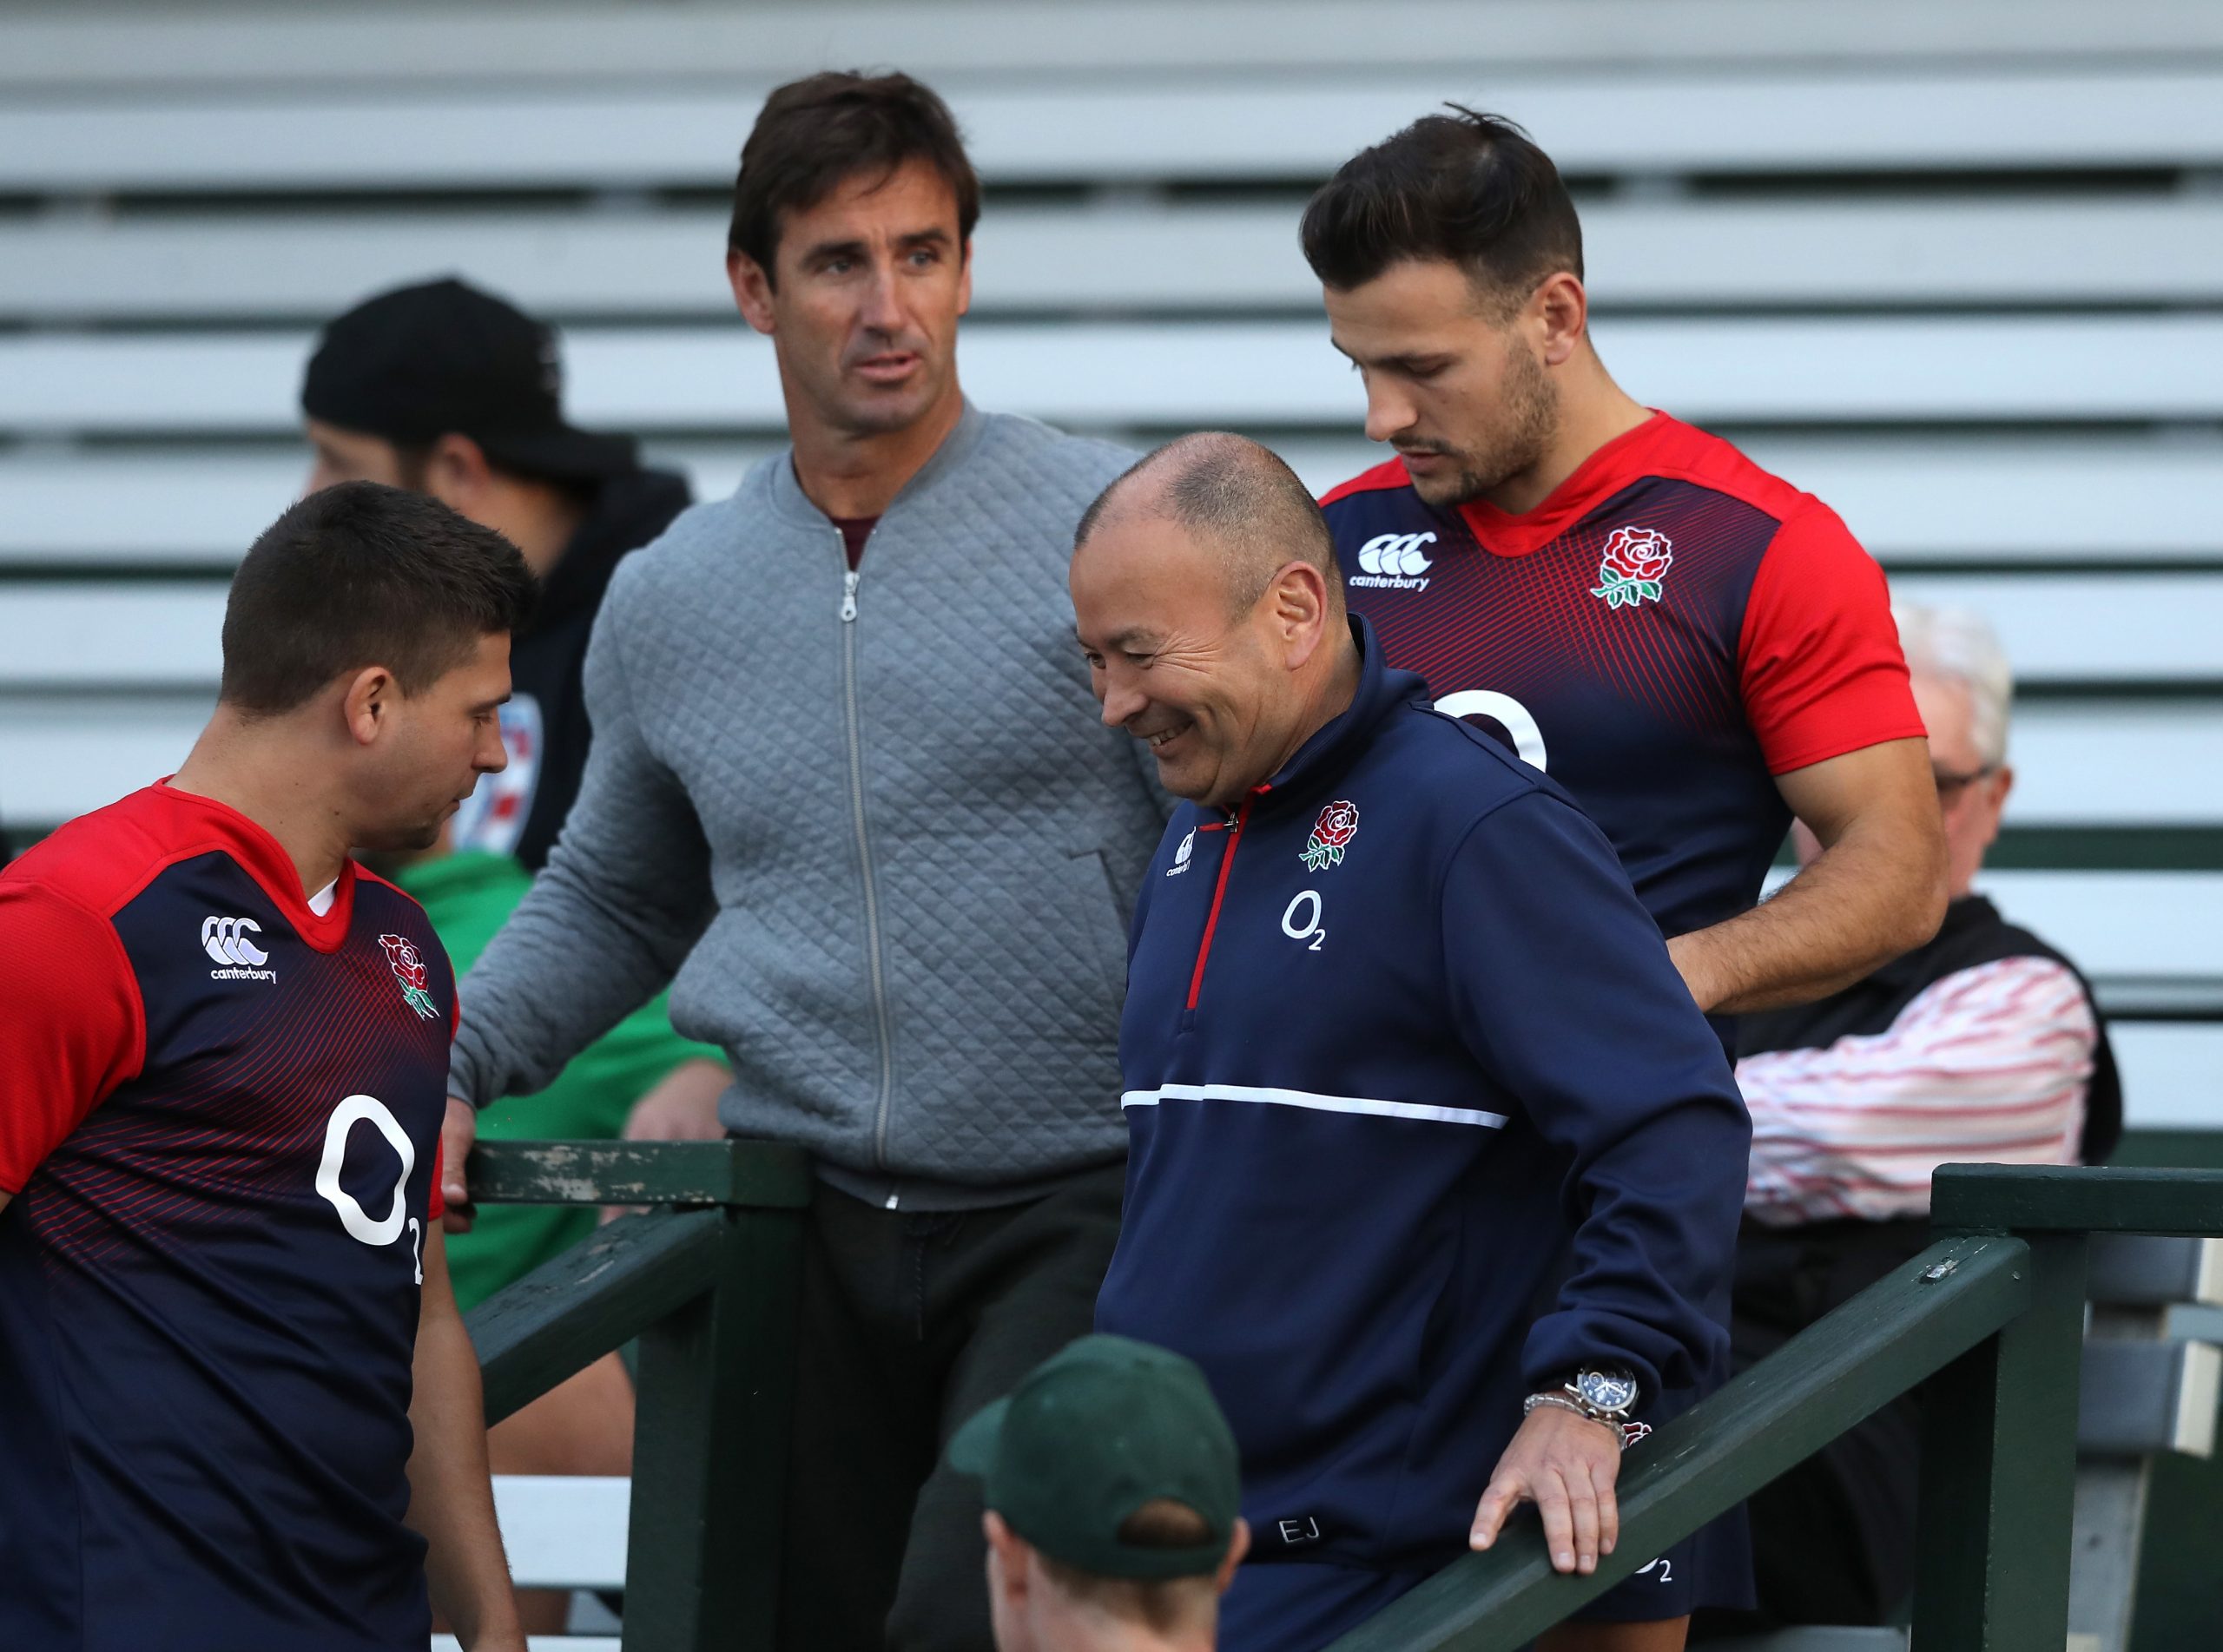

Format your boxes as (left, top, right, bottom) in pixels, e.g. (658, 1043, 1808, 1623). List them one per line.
(398, 852, 724, 1313)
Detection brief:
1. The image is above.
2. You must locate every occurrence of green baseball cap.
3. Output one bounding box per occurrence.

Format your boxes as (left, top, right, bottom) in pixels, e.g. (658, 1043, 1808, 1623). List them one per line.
(947, 1333, 1240, 1581)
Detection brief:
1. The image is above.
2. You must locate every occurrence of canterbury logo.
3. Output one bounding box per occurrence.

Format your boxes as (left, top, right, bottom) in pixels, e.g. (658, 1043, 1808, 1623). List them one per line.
(201, 915, 276, 981)
(202, 916, 268, 967)
(1349, 531, 1435, 591)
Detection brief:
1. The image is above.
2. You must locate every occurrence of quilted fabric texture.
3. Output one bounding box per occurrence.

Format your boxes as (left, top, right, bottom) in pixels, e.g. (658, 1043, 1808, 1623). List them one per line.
(450, 405, 1171, 1200)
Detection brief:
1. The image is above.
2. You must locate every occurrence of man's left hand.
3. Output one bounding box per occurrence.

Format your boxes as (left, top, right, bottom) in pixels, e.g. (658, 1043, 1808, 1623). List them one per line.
(440, 1097, 477, 1234)
(1470, 1405, 1623, 1575)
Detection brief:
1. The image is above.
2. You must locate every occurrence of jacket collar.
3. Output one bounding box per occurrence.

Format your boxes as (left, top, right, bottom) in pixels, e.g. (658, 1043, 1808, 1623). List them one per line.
(762, 398, 989, 530)
(1237, 615, 1429, 817)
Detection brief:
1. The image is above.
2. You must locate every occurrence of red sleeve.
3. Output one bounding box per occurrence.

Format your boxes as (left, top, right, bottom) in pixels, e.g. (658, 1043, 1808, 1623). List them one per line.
(1738, 502, 1928, 775)
(428, 1137, 445, 1221)
(0, 884, 145, 1192)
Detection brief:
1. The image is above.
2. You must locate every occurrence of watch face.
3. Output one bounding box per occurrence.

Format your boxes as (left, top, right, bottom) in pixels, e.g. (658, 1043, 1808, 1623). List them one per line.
(1575, 1370, 1639, 1413)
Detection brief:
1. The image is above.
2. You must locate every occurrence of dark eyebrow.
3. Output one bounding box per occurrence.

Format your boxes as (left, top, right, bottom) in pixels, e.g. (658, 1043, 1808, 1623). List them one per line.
(1329, 336, 1449, 375)
(801, 227, 952, 265)
(801, 236, 869, 265)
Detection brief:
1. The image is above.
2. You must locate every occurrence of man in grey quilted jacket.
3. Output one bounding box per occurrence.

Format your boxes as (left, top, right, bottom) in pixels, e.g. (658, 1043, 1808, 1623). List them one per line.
(437, 73, 1161, 1651)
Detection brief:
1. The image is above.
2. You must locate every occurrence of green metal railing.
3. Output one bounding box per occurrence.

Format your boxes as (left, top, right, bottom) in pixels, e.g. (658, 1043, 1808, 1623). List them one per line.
(467, 1150, 2223, 1651)
(1328, 1164, 2223, 1652)
(464, 1138, 810, 1652)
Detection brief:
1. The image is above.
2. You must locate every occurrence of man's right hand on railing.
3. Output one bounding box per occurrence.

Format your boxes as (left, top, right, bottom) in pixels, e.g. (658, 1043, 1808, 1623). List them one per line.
(441, 1097, 477, 1234)
(1468, 1403, 1624, 1577)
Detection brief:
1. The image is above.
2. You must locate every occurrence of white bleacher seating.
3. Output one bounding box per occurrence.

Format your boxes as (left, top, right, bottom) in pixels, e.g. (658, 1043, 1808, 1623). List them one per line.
(10, 315, 2223, 434)
(427, 1475, 625, 1652)
(7, 196, 2223, 321)
(2, 0, 2220, 1134)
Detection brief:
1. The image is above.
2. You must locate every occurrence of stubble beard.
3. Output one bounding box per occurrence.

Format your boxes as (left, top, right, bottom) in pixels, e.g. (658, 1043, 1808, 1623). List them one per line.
(1407, 345, 1560, 510)
(823, 332, 950, 439)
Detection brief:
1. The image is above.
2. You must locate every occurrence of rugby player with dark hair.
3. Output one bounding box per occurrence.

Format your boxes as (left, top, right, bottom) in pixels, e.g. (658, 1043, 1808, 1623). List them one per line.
(1305, 109, 1945, 1026)
(0, 483, 534, 1652)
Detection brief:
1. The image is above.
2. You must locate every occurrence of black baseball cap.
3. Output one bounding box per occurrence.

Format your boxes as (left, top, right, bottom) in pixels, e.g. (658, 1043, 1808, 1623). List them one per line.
(301, 278, 638, 483)
(947, 1334, 1241, 1582)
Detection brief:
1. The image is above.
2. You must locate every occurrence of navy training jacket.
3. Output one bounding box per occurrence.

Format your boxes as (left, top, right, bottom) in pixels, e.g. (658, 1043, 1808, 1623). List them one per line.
(1096, 617, 1751, 1583)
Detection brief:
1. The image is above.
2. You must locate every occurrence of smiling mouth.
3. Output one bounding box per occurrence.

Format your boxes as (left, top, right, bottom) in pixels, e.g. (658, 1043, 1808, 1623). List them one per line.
(1143, 722, 1191, 751)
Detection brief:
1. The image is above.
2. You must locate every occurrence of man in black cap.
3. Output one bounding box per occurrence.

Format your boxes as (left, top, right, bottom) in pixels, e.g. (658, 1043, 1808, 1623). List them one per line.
(950, 1335, 1251, 1652)
(301, 277, 692, 870)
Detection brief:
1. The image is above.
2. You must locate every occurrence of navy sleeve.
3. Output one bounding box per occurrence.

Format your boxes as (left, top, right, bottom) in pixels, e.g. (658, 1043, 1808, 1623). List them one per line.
(1438, 790, 1750, 1398)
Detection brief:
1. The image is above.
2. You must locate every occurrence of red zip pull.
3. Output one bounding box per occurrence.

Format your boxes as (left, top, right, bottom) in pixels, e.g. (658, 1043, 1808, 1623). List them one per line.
(1185, 794, 1257, 1011)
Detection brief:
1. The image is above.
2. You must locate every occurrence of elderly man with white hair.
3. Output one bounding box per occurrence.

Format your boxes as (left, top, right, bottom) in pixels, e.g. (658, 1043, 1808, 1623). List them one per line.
(1689, 604, 2123, 1639)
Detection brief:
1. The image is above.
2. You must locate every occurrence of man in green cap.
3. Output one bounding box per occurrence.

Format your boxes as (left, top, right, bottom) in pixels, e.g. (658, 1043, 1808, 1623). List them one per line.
(950, 1335, 1252, 1651)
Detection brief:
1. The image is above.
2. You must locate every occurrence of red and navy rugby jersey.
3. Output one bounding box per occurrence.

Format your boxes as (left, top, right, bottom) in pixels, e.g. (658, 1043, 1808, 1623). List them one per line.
(0, 783, 451, 1652)
(1323, 413, 1924, 944)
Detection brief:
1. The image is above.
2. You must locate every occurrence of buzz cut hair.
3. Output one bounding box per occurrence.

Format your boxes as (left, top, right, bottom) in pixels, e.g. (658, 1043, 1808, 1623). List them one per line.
(1299, 106, 1583, 318)
(1034, 1499, 1223, 1637)
(1075, 431, 1343, 616)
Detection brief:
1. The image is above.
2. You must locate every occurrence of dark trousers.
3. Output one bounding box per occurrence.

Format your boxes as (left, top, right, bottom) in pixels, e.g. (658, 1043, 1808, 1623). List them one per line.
(1689, 1219, 1927, 1638)
(774, 1162, 1125, 1652)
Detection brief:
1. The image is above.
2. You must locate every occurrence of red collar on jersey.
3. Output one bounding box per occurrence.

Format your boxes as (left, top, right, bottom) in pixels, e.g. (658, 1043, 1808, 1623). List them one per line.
(1454, 410, 1682, 558)
(152, 780, 360, 951)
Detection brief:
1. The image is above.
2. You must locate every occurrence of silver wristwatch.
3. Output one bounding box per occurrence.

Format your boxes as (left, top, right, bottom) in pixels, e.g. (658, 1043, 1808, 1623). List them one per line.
(1523, 1366, 1652, 1450)
(1565, 1366, 1640, 1421)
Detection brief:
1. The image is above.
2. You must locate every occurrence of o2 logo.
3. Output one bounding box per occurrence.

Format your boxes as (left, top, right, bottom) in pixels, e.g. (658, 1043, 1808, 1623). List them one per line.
(1282, 890, 1327, 951)
(315, 1094, 424, 1284)
(1435, 688, 1547, 772)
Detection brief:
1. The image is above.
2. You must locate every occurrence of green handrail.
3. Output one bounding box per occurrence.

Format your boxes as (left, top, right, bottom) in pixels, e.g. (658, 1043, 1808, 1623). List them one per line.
(1327, 1165, 2223, 1652)
(462, 1138, 811, 1652)
(462, 1151, 2223, 1651)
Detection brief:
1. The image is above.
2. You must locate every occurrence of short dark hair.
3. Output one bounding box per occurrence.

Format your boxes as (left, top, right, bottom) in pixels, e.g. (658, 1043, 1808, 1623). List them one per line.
(728, 70, 981, 283)
(1300, 106, 1583, 312)
(220, 481, 536, 715)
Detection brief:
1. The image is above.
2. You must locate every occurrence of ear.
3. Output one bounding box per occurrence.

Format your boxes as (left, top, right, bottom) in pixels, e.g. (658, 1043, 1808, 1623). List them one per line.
(1216, 1518, 1251, 1592)
(1531, 270, 1589, 368)
(1981, 765, 2015, 846)
(728, 248, 778, 336)
(340, 665, 398, 748)
(1267, 560, 1335, 670)
(419, 433, 493, 512)
(956, 236, 974, 319)
(982, 1511, 1029, 1608)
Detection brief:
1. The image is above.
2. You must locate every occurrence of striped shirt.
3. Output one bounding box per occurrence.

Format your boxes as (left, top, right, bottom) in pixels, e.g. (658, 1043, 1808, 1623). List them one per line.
(1739, 955, 2096, 1226)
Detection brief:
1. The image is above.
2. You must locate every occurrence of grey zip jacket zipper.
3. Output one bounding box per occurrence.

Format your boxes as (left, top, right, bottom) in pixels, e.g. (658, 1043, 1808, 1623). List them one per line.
(836, 549, 900, 1197)
(448, 405, 1165, 1207)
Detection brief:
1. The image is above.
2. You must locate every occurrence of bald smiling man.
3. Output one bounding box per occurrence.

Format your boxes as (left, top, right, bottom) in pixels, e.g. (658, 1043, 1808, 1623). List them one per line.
(1074, 435, 1753, 1652)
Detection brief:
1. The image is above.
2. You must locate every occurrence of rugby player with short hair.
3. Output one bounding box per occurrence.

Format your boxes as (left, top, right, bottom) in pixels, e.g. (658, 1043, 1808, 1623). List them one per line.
(1305, 109, 1947, 1027)
(0, 483, 533, 1651)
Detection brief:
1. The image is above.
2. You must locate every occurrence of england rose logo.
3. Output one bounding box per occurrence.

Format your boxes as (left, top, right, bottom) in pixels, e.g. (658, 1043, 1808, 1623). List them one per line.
(1301, 800, 1360, 872)
(378, 933, 440, 1022)
(1590, 525, 1674, 610)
